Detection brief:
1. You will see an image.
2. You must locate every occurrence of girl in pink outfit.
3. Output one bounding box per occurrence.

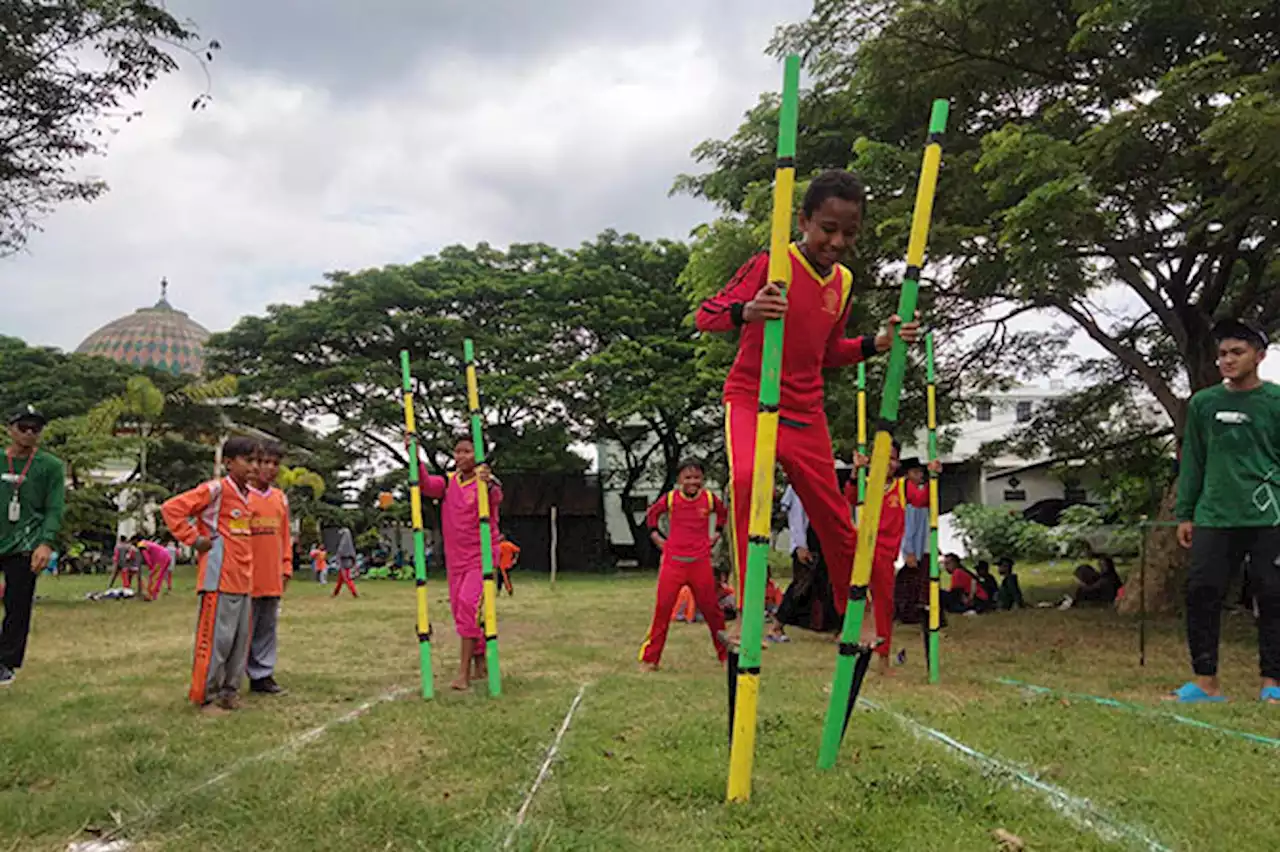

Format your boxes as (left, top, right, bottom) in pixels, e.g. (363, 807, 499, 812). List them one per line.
(138, 539, 173, 601)
(418, 437, 502, 692)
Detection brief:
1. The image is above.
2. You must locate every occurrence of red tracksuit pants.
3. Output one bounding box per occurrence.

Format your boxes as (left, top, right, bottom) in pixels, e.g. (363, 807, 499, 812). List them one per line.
(726, 402, 856, 615)
(639, 556, 728, 666)
(868, 548, 896, 658)
(332, 567, 358, 598)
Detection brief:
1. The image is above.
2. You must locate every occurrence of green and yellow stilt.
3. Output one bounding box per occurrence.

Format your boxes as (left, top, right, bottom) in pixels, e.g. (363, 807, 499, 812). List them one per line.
(725, 53, 801, 804)
(925, 331, 941, 684)
(400, 350, 434, 699)
(817, 98, 949, 769)
(464, 339, 502, 698)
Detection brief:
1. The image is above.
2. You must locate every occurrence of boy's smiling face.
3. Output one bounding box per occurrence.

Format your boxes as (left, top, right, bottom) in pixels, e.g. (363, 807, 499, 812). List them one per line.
(798, 195, 862, 273)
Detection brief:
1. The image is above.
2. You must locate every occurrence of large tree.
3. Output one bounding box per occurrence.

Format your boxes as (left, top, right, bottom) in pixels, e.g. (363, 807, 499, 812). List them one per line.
(207, 243, 590, 496)
(0, 0, 218, 254)
(551, 231, 722, 560)
(677, 0, 1279, 610)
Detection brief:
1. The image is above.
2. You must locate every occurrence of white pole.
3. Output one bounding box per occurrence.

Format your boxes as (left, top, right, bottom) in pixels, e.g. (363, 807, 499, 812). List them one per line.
(550, 506, 559, 586)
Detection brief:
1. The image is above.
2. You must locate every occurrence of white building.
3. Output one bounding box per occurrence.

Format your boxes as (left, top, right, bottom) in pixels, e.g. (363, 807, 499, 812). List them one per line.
(901, 381, 1105, 514)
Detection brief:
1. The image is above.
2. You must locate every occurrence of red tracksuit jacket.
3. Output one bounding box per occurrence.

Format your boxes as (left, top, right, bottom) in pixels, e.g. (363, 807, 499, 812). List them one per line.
(646, 488, 728, 561)
(696, 245, 877, 420)
(845, 477, 929, 556)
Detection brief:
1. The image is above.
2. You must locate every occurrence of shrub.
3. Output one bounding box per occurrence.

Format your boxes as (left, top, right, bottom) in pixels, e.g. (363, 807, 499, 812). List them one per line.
(951, 503, 1054, 561)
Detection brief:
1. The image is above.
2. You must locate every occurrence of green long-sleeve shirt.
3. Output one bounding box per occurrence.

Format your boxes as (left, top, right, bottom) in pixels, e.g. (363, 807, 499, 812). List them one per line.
(0, 448, 66, 555)
(1175, 382, 1280, 528)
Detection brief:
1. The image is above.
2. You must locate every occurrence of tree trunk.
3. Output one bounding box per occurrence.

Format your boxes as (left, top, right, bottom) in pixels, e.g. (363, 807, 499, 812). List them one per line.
(1116, 482, 1186, 615)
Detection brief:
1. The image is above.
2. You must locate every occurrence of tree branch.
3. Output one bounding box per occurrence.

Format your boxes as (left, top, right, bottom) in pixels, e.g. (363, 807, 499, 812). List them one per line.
(1052, 298, 1185, 432)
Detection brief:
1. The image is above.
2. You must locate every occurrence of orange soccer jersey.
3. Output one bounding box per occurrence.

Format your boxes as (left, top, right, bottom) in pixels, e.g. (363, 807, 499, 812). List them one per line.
(498, 540, 521, 572)
(249, 486, 292, 597)
(161, 477, 256, 595)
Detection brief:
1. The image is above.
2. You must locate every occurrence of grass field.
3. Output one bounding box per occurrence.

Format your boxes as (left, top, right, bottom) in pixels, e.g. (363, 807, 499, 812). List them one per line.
(1, 562, 1276, 851)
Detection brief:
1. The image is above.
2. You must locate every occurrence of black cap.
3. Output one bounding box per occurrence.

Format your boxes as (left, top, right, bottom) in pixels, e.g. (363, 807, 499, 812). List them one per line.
(900, 456, 924, 471)
(1212, 318, 1268, 349)
(7, 404, 47, 427)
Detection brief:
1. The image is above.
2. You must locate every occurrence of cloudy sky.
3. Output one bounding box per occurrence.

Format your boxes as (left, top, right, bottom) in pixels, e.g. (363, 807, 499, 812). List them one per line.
(0, 0, 811, 351)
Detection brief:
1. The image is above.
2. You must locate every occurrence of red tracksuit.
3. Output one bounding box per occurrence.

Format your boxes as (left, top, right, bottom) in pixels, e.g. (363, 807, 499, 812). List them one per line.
(698, 245, 877, 615)
(639, 489, 729, 666)
(844, 477, 929, 656)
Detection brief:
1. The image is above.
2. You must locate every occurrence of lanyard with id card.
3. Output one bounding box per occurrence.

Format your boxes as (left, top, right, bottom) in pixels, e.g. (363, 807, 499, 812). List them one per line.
(6, 451, 35, 523)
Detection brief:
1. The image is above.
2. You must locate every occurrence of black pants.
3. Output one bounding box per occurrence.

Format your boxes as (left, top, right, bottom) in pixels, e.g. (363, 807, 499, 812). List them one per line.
(1187, 528, 1280, 679)
(0, 552, 39, 669)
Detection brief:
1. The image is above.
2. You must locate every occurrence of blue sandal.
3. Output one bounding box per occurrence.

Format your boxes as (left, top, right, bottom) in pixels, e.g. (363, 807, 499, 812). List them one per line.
(1169, 682, 1227, 703)
(1261, 686, 1280, 704)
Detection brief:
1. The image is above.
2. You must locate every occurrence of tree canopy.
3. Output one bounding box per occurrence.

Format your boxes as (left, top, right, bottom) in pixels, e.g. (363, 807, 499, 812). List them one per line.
(677, 0, 1279, 458)
(0, 0, 217, 254)
(207, 233, 711, 541)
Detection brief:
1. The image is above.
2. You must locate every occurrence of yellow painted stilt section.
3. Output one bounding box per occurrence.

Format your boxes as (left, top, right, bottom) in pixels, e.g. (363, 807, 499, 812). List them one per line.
(925, 332, 941, 683)
(817, 98, 949, 769)
(400, 350, 434, 699)
(725, 53, 801, 804)
(464, 339, 502, 698)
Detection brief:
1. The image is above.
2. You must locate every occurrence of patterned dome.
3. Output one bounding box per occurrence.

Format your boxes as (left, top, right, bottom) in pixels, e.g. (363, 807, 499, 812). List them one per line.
(76, 280, 211, 375)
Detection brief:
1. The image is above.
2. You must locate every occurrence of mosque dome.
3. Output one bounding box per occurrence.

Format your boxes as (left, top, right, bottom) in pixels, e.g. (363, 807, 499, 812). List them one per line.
(76, 280, 211, 375)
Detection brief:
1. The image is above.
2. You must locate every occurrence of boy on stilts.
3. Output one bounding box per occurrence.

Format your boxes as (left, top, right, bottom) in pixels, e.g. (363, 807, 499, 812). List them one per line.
(162, 437, 260, 715)
(696, 170, 921, 627)
(848, 444, 938, 673)
(638, 460, 730, 670)
(247, 442, 292, 695)
(1172, 319, 1280, 705)
(415, 436, 502, 691)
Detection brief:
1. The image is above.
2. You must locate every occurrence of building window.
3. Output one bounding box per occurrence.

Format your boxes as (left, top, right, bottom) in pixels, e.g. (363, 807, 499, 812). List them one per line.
(976, 401, 992, 422)
(1016, 401, 1032, 422)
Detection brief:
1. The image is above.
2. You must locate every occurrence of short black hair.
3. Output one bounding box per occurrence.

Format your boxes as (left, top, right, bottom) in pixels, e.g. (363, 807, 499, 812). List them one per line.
(1212, 318, 1268, 350)
(222, 436, 260, 461)
(892, 439, 902, 454)
(258, 440, 285, 460)
(454, 433, 474, 447)
(677, 458, 705, 474)
(802, 169, 867, 218)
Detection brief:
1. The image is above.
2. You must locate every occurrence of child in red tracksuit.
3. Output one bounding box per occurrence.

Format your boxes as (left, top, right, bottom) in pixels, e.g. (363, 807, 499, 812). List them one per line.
(696, 169, 920, 619)
(846, 442, 938, 673)
(639, 460, 729, 670)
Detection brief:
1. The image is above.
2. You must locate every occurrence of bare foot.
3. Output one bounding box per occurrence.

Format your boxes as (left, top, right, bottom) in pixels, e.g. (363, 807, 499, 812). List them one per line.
(200, 702, 230, 717)
(450, 677, 470, 691)
(217, 693, 242, 711)
(638, 662, 659, 673)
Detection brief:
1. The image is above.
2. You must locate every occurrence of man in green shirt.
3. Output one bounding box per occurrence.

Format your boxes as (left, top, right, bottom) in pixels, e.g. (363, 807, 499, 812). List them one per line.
(1, 405, 66, 686)
(1173, 319, 1280, 705)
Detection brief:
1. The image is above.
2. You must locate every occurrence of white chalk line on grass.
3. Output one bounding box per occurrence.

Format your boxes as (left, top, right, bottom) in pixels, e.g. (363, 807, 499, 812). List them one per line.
(502, 683, 589, 851)
(862, 699, 1174, 852)
(82, 686, 410, 849)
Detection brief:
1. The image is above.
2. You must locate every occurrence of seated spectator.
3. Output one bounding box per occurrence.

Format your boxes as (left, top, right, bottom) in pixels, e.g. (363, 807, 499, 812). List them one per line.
(996, 556, 1025, 610)
(973, 560, 999, 613)
(941, 553, 975, 613)
(1072, 557, 1122, 605)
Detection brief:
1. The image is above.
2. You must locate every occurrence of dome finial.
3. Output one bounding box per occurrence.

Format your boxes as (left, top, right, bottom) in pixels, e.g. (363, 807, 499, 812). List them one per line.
(157, 277, 171, 309)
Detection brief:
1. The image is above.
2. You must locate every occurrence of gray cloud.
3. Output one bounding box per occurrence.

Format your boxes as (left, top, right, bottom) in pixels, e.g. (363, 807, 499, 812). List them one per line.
(0, 0, 812, 351)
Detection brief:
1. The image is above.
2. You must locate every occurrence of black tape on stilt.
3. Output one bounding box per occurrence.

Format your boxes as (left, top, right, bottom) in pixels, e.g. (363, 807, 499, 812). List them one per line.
(726, 650, 740, 746)
(840, 643, 880, 740)
(922, 618, 930, 669)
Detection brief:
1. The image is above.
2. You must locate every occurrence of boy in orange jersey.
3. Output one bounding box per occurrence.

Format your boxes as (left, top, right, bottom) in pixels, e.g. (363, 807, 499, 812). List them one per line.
(847, 442, 939, 673)
(247, 441, 292, 696)
(497, 535, 520, 596)
(162, 436, 260, 715)
(638, 460, 730, 670)
(696, 169, 921, 621)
